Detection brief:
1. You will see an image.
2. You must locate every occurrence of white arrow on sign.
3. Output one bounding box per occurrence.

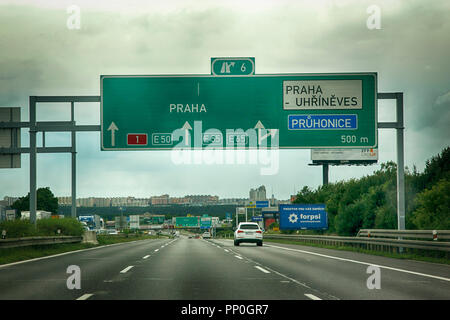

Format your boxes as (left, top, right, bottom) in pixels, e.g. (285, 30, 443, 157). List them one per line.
(254, 120, 265, 145)
(182, 121, 192, 146)
(107, 122, 118, 147)
(254, 120, 278, 146)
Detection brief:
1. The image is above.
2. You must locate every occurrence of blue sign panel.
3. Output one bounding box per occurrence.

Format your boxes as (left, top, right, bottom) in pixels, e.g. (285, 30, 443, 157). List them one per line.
(251, 216, 263, 221)
(288, 114, 357, 130)
(225, 213, 232, 220)
(256, 201, 269, 208)
(279, 204, 328, 230)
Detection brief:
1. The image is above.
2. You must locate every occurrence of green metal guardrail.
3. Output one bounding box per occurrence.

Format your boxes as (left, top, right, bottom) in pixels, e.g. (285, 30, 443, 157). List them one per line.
(263, 233, 450, 254)
(0, 236, 83, 249)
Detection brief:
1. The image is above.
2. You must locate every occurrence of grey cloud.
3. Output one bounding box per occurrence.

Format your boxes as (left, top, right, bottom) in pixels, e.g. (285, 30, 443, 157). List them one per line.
(0, 1, 449, 200)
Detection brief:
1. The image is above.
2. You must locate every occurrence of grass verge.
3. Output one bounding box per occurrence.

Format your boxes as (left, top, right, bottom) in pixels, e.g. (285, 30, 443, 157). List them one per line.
(0, 234, 168, 265)
(264, 238, 450, 265)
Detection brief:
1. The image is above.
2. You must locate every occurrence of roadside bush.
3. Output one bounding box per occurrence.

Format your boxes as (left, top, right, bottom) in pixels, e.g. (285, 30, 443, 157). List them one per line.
(0, 219, 36, 238)
(36, 218, 84, 236)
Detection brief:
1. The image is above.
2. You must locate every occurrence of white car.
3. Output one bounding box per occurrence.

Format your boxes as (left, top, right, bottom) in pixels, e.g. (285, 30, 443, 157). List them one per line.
(234, 222, 263, 246)
(202, 232, 211, 239)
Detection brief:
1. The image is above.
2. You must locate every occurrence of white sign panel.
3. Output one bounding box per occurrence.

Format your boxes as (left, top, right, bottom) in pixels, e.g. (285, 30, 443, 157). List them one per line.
(129, 215, 140, 229)
(283, 80, 362, 110)
(311, 148, 378, 161)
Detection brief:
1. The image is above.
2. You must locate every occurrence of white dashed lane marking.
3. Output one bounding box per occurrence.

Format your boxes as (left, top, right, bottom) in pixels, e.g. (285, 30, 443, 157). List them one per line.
(305, 294, 322, 300)
(120, 266, 134, 273)
(254, 266, 270, 274)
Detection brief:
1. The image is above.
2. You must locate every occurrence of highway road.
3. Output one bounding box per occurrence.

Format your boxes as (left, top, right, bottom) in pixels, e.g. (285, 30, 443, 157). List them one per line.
(0, 236, 449, 300)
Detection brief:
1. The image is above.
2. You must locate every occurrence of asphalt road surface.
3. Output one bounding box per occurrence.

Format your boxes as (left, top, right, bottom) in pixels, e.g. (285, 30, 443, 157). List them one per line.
(0, 236, 449, 300)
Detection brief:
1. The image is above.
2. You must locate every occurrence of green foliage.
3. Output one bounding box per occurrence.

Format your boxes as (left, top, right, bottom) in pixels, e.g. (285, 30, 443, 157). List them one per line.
(418, 147, 450, 191)
(11, 187, 59, 214)
(36, 218, 84, 236)
(412, 178, 450, 230)
(290, 147, 450, 236)
(0, 220, 36, 238)
(0, 218, 84, 238)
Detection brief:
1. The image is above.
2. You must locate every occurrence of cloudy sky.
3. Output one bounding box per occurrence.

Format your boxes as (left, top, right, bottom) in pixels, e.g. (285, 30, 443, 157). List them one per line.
(1, 0, 449, 200)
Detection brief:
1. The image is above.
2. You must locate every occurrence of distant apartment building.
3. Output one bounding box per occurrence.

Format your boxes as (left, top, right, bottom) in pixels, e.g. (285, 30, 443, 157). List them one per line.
(151, 194, 169, 205)
(218, 198, 247, 205)
(58, 196, 72, 206)
(249, 186, 267, 201)
(185, 195, 219, 205)
(169, 197, 191, 205)
(1, 196, 19, 206)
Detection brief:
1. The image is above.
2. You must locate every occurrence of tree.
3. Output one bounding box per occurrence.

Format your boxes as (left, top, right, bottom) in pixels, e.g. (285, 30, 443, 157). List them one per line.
(412, 178, 450, 230)
(11, 187, 58, 214)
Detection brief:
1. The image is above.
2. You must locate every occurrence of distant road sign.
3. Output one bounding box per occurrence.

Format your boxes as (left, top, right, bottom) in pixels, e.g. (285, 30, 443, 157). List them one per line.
(246, 201, 256, 208)
(251, 216, 263, 221)
(175, 216, 199, 228)
(0, 107, 21, 168)
(256, 200, 269, 208)
(279, 204, 328, 230)
(211, 57, 255, 76)
(101, 73, 377, 150)
(311, 148, 378, 165)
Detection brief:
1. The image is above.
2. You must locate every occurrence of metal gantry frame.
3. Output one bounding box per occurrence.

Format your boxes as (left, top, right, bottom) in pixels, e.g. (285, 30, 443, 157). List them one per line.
(0, 96, 100, 224)
(316, 92, 405, 230)
(1, 92, 405, 231)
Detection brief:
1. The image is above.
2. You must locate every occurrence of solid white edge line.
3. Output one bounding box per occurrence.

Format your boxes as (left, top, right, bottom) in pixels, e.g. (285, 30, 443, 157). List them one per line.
(76, 293, 93, 300)
(120, 265, 134, 273)
(265, 244, 450, 282)
(305, 294, 321, 300)
(255, 266, 270, 273)
(0, 238, 164, 268)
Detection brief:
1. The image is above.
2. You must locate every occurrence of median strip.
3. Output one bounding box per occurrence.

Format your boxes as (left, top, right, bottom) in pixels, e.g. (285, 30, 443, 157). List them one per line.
(120, 266, 134, 273)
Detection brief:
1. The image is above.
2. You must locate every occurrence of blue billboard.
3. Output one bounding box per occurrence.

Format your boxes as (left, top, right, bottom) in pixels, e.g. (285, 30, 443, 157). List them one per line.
(256, 201, 269, 208)
(279, 204, 328, 230)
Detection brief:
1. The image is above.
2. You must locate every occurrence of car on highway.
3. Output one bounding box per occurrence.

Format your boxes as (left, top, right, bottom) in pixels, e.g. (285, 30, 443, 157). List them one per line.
(202, 232, 211, 239)
(234, 222, 263, 246)
(107, 229, 119, 235)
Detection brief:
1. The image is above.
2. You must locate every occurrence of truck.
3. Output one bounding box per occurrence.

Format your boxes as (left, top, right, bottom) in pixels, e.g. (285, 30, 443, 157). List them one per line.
(78, 215, 104, 231)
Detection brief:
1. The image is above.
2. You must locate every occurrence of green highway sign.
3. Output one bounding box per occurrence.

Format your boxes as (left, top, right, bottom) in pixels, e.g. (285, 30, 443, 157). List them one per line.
(175, 216, 199, 228)
(101, 73, 377, 150)
(211, 57, 255, 76)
